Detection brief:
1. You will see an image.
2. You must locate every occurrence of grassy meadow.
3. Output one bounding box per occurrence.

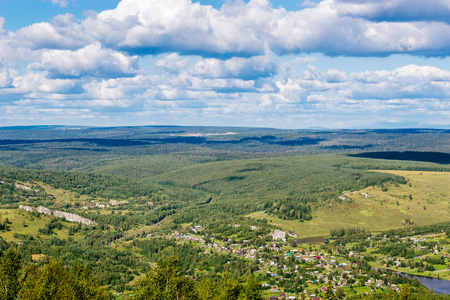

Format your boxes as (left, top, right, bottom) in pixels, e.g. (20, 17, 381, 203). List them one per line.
(249, 170, 450, 238)
(0, 208, 66, 242)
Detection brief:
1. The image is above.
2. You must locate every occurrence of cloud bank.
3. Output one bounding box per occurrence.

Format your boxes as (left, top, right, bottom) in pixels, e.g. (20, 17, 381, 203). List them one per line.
(0, 0, 449, 128)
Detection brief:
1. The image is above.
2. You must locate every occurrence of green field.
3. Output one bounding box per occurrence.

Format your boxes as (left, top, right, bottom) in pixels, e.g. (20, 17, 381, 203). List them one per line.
(0, 208, 69, 242)
(249, 170, 450, 238)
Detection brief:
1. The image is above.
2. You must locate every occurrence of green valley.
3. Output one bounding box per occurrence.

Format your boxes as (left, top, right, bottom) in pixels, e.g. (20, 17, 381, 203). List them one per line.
(0, 126, 449, 299)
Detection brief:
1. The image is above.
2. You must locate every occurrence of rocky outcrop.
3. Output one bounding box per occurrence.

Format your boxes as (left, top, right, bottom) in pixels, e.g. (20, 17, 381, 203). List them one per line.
(53, 210, 97, 226)
(37, 206, 52, 215)
(18, 205, 96, 226)
(19, 205, 34, 213)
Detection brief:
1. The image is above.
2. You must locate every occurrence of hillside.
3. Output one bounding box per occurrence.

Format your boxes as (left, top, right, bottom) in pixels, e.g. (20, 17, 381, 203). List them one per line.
(250, 170, 450, 238)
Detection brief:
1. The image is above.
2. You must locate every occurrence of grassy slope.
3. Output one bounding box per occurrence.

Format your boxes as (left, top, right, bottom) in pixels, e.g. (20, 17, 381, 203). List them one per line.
(0, 208, 74, 242)
(249, 170, 450, 238)
(0, 180, 100, 242)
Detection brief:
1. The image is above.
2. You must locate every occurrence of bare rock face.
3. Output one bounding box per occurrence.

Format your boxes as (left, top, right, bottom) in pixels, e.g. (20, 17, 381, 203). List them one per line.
(19, 205, 34, 213)
(53, 210, 97, 226)
(37, 206, 52, 215)
(18, 205, 96, 226)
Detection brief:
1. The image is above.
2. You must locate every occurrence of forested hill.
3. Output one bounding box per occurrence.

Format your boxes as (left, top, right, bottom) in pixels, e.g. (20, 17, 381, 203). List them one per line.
(0, 126, 448, 171)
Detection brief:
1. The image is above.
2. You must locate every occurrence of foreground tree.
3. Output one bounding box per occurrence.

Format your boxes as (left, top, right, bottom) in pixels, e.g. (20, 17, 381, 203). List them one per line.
(241, 275, 263, 300)
(70, 261, 110, 300)
(217, 273, 243, 300)
(0, 251, 108, 300)
(19, 259, 109, 300)
(197, 278, 219, 300)
(133, 254, 197, 300)
(0, 250, 21, 300)
(19, 260, 76, 299)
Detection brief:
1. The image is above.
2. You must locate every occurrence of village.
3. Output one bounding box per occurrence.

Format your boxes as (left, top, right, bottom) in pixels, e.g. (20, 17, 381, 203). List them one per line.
(143, 223, 450, 299)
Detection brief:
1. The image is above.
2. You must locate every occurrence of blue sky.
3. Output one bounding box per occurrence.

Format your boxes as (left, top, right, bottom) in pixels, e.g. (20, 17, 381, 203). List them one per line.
(0, 0, 449, 129)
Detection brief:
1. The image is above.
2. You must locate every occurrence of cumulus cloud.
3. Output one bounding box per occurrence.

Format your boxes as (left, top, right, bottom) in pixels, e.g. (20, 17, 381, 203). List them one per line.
(253, 63, 450, 127)
(82, 75, 151, 101)
(16, 14, 92, 50)
(82, 0, 450, 58)
(155, 53, 191, 74)
(263, 2, 450, 56)
(190, 53, 278, 80)
(0, 68, 15, 88)
(85, 0, 264, 57)
(1, 0, 450, 128)
(29, 43, 141, 78)
(347, 65, 450, 99)
(0, 71, 82, 99)
(0, 14, 92, 68)
(333, 0, 450, 23)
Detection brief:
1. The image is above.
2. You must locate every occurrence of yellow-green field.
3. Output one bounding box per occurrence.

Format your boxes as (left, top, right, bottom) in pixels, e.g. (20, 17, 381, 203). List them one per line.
(41, 184, 93, 206)
(0, 208, 86, 242)
(249, 170, 450, 238)
(0, 208, 53, 241)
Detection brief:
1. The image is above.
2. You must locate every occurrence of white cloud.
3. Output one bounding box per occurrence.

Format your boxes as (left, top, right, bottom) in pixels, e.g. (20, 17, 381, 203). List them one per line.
(190, 53, 278, 80)
(251, 63, 450, 126)
(155, 53, 191, 74)
(0, 72, 82, 103)
(347, 65, 450, 99)
(82, 75, 151, 101)
(45, 0, 69, 8)
(0, 68, 15, 88)
(29, 43, 141, 78)
(82, 0, 450, 57)
(85, 0, 264, 57)
(333, 0, 450, 23)
(16, 14, 92, 50)
(1, 0, 450, 128)
(0, 14, 92, 68)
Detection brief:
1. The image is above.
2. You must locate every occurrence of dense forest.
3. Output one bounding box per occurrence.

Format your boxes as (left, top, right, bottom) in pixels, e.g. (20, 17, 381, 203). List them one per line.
(0, 126, 449, 298)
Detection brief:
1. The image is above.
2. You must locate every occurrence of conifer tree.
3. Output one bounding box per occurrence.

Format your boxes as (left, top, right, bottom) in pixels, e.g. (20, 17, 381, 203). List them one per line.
(134, 253, 197, 300)
(0, 250, 21, 300)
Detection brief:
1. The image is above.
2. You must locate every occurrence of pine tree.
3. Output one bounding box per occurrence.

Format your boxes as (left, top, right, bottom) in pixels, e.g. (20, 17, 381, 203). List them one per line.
(241, 275, 263, 300)
(19, 260, 76, 300)
(197, 278, 219, 300)
(0, 250, 21, 300)
(134, 253, 198, 300)
(70, 261, 109, 300)
(217, 273, 244, 300)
